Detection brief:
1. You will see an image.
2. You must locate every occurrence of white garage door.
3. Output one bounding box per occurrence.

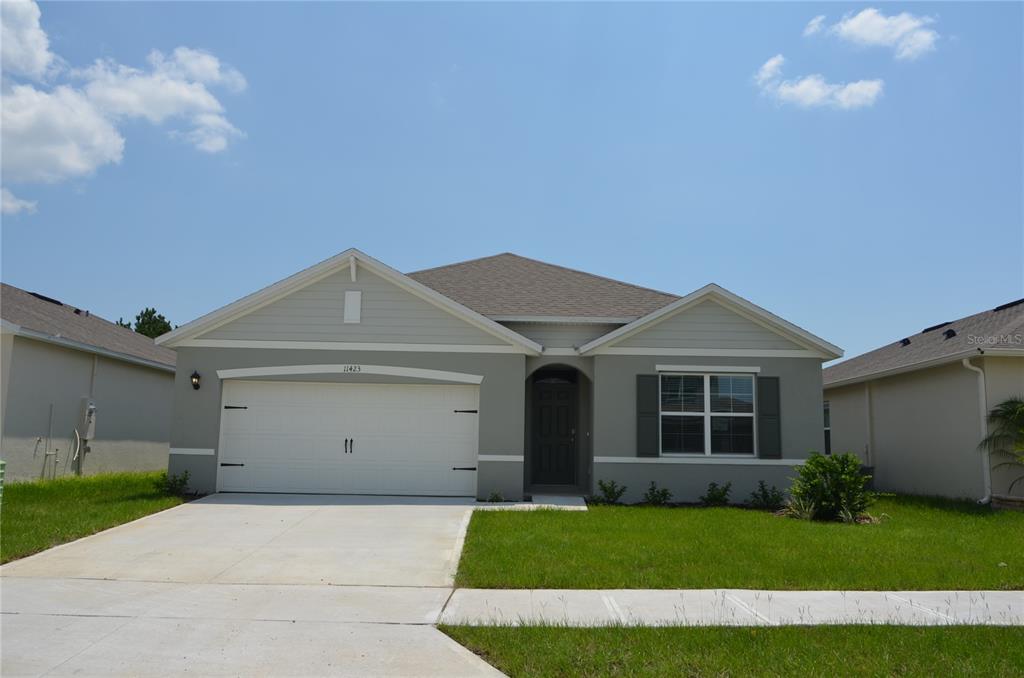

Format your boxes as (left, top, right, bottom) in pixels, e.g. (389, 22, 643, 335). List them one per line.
(217, 380, 479, 496)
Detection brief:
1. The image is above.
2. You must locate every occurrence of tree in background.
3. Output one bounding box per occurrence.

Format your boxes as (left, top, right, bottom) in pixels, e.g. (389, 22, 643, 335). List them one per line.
(116, 318, 131, 329)
(125, 308, 173, 338)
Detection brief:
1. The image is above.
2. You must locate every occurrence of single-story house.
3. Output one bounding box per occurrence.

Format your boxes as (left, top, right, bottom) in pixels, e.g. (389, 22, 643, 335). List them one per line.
(1, 283, 176, 481)
(157, 249, 842, 502)
(824, 299, 1024, 502)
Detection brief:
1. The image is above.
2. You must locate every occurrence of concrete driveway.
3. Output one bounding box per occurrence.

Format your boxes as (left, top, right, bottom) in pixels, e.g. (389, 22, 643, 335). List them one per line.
(1, 494, 502, 677)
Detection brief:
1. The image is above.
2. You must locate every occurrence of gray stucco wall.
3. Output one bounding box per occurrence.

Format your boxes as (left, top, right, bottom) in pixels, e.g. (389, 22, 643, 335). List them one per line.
(592, 355, 825, 459)
(1, 337, 172, 481)
(826, 356, 1024, 500)
(168, 347, 526, 498)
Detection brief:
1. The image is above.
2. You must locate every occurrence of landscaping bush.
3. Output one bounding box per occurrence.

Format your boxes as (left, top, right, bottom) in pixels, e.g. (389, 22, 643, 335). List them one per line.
(154, 470, 190, 497)
(488, 490, 505, 503)
(789, 453, 872, 521)
(643, 481, 672, 506)
(747, 481, 785, 510)
(595, 479, 627, 505)
(699, 482, 732, 507)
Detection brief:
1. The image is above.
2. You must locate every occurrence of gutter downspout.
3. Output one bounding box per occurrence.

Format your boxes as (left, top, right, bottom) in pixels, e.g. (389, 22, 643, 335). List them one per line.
(962, 356, 991, 504)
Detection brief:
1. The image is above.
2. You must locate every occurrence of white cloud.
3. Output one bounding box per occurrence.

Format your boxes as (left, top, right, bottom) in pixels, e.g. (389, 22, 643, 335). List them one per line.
(0, 1, 246, 212)
(830, 8, 938, 60)
(2, 187, 38, 215)
(755, 55, 883, 110)
(1, 83, 124, 183)
(0, 0, 58, 80)
(803, 15, 826, 37)
(756, 54, 785, 87)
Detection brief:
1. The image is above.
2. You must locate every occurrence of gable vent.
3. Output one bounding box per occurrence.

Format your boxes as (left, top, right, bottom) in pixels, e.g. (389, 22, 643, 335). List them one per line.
(900, 338, 911, 347)
(993, 298, 1024, 312)
(943, 328, 957, 340)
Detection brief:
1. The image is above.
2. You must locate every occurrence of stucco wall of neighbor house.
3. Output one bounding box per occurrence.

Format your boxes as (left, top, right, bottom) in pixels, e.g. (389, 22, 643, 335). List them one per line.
(982, 355, 1024, 497)
(168, 347, 526, 498)
(1, 331, 14, 439)
(824, 382, 871, 464)
(592, 355, 825, 459)
(827, 362, 985, 500)
(593, 460, 802, 504)
(1, 337, 172, 481)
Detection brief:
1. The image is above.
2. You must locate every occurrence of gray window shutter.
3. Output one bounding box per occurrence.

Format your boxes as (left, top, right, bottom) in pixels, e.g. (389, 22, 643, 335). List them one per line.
(636, 374, 660, 457)
(757, 376, 782, 459)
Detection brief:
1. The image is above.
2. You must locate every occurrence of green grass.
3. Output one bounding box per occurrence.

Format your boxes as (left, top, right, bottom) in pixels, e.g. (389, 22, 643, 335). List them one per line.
(1, 471, 185, 563)
(442, 625, 1024, 678)
(456, 496, 1023, 590)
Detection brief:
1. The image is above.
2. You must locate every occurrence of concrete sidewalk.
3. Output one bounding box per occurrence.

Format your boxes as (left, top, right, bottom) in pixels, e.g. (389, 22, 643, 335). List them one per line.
(440, 588, 1024, 627)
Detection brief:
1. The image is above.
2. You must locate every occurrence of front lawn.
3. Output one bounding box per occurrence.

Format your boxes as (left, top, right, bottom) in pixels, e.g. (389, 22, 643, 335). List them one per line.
(1, 471, 186, 563)
(442, 625, 1024, 678)
(456, 496, 1023, 590)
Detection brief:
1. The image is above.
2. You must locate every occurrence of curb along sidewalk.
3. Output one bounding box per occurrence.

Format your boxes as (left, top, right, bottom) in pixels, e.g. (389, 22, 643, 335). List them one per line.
(440, 588, 1024, 627)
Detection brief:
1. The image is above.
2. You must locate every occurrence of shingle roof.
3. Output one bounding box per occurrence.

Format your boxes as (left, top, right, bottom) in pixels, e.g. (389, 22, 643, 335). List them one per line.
(1, 283, 176, 368)
(408, 253, 680, 318)
(823, 299, 1024, 386)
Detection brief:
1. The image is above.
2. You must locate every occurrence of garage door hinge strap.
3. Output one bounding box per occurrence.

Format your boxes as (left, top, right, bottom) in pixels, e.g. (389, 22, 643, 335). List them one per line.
(453, 409, 478, 414)
(452, 466, 477, 471)
(224, 405, 248, 410)
(220, 463, 245, 467)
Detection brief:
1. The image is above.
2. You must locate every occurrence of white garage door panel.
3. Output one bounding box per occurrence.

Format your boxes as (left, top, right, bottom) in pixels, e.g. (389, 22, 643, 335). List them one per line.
(217, 380, 478, 495)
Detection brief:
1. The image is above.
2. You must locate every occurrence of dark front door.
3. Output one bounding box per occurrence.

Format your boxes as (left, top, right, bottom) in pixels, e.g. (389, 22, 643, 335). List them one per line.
(531, 379, 577, 485)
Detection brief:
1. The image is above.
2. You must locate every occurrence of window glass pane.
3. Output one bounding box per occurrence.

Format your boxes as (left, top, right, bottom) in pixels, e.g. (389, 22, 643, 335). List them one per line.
(710, 375, 754, 413)
(710, 416, 754, 454)
(660, 375, 682, 412)
(682, 375, 704, 412)
(661, 416, 704, 454)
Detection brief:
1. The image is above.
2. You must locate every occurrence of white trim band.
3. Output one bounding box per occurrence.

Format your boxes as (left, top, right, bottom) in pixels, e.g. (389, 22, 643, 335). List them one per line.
(216, 364, 484, 384)
(180, 339, 524, 354)
(478, 455, 525, 462)
(656, 364, 762, 373)
(170, 448, 216, 456)
(594, 456, 805, 466)
(595, 347, 826, 358)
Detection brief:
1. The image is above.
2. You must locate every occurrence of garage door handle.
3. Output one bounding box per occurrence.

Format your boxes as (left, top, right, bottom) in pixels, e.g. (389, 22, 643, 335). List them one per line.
(220, 463, 244, 467)
(452, 466, 477, 471)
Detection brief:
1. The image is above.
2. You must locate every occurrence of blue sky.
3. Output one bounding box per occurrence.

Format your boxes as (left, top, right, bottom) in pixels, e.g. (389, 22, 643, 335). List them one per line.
(2, 2, 1021, 361)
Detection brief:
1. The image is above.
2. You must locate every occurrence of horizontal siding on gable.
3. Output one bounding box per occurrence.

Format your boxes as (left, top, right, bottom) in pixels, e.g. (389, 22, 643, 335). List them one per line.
(199, 268, 508, 345)
(615, 300, 803, 350)
(501, 322, 622, 348)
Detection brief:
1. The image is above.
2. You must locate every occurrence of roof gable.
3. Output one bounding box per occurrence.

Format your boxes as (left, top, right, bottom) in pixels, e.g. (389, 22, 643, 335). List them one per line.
(579, 284, 843, 359)
(408, 253, 679, 319)
(157, 249, 542, 353)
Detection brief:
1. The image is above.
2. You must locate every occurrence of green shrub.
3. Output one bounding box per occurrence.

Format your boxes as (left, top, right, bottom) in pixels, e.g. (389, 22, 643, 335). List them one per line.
(747, 481, 785, 510)
(789, 453, 873, 521)
(488, 490, 505, 503)
(595, 479, 628, 505)
(643, 481, 673, 506)
(155, 470, 190, 497)
(784, 495, 817, 520)
(699, 482, 732, 507)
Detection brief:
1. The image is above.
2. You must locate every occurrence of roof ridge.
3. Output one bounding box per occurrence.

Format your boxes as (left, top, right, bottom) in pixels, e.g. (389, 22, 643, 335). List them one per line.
(411, 252, 680, 300)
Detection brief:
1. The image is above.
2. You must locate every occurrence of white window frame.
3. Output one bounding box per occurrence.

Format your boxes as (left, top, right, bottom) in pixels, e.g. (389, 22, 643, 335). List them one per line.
(658, 372, 758, 457)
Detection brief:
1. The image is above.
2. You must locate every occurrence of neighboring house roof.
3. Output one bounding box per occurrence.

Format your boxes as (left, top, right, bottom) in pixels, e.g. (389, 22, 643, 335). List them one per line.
(823, 299, 1024, 388)
(577, 283, 844, 359)
(1, 283, 176, 370)
(408, 253, 679, 320)
(156, 249, 544, 354)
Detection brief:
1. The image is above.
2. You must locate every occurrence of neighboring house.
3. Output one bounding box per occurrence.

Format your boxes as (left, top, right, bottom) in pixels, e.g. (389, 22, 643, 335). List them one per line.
(824, 299, 1024, 502)
(1, 284, 176, 481)
(157, 249, 842, 502)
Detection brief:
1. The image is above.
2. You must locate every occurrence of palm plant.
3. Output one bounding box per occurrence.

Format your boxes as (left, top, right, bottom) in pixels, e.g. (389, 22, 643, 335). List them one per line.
(978, 397, 1024, 493)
